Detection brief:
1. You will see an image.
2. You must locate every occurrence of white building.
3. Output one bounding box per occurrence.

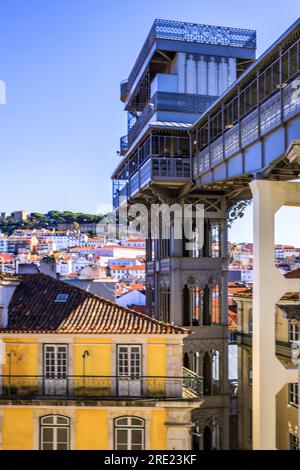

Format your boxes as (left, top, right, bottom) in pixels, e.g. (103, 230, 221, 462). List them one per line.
(110, 264, 145, 281)
(56, 259, 73, 276)
(107, 257, 143, 267)
(117, 290, 146, 308)
(0, 235, 7, 253)
(120, 238, 146, 248)
(50, 231, 88, 250)
(96, 245, 145, 259)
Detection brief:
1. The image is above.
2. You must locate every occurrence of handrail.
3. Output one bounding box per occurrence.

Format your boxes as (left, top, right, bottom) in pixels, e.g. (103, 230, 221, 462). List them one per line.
(0, 374, 203, 400)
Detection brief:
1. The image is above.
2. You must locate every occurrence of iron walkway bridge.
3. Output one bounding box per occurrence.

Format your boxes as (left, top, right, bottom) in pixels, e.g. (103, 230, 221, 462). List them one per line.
(113, 19, 300, 207)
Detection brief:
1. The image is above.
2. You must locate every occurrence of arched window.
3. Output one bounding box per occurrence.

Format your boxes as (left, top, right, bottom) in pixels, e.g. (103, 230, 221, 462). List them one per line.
(114, 416, 144, 450)
(40, 415, 70, 450)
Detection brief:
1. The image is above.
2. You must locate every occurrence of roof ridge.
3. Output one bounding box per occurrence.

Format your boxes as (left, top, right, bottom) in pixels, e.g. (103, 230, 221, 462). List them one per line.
(1, 272, 188, 335)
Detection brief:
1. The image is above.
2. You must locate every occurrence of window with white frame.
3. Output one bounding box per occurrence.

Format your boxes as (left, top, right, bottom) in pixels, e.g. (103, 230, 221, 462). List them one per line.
(114, 416, 144, 450)
(44, 344, 68, 378)
(289, 432, 299, 450)
(117, 345, 141, 378)
(40, 415, 70, 450)
(288, 383, 299, 407)
(288, 320, 299, 343)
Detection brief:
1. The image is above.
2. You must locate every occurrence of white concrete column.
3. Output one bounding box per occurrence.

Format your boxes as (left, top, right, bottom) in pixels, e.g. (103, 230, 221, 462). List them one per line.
(228, 58, 237, 87)
(250, 180, 300, 450)
(198, 56, 205, 95)
(173, 53, 186, 94)
(219, 58, 227, 96)
(208, 58, 216, 96)
(186, 55, 196, 94)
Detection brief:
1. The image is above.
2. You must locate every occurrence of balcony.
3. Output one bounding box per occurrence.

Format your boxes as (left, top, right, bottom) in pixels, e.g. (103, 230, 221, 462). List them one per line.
(113, 156, 191, 209)
(128, 92, 217, 147)
(0, 373, 203, 401)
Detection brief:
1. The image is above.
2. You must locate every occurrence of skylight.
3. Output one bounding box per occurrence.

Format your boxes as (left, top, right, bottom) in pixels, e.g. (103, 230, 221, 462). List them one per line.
(55, 293, 69, 303)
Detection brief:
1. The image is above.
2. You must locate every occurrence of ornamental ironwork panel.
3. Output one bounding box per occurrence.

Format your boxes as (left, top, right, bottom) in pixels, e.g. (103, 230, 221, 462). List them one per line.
(128, 92, 217, 147)
(210, 136, 223, 165)
(283, 78, 300, 119)
(260, 92, 281, 134)
(240, 109, 258, 147)
(126, 19, 256, 95)
(224, 125, 239, 157)
(155, 19, 256, 49)
(139, 159, 152, 188)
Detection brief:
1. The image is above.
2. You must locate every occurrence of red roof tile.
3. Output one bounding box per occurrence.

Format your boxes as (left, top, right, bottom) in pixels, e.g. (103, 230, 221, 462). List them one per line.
(0, 273, 187, 335)
(284, 268, 300, 279)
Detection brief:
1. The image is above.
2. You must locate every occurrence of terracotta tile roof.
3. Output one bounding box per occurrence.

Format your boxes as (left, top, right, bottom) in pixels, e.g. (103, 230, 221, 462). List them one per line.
(228, 310, 238, 331)
(128, 305, 146, 314)
(284, 268, 300, 279)
(0, 273, 25, 282)
(110, 265, 145, 271)
(0, 273, 187, 335)
(232, 288, 253, 299)
(233, 287, 300, 302)
(279, 292, 300, 301)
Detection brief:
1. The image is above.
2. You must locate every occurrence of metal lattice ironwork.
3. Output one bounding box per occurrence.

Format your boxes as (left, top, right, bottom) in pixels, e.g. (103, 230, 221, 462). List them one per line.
(128, 92, 217, 146)
(154, 19, 256, 48)
(192, 31, 300, 176)
(125, 19, 256, 97)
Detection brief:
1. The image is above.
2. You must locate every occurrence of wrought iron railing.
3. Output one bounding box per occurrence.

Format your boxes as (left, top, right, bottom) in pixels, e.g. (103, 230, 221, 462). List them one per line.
(128, 92, 217, 146)
(113, 155, 191, 209)
(183, 367, 204, 396)
(152, 157, 190, 179)
(183, 368, 223, 396)
(193, 74, 300, 177)
(192, 30, 300, 165)
(0, 374, 203, 400)
(128, 101, 154, 146)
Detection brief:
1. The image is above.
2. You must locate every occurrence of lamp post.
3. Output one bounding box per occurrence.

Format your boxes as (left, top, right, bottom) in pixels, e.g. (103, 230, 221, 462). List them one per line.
(82, 350, 90, 393)
(7, 349, 16, 395)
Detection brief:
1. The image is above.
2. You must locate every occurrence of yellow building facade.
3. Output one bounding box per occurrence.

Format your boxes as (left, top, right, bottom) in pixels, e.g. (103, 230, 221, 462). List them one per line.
(0, 273, 202, 450)
(235, 289, 299, 450)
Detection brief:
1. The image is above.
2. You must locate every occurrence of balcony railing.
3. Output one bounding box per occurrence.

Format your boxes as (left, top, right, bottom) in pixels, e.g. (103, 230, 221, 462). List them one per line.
(113, 156, 191, 209)
(193, 75, 300, 177)
(152, 156, 190, 179)
(128, 92, 217, 146)
(0, 374, 203, 400)
(192, 30, 300, 175)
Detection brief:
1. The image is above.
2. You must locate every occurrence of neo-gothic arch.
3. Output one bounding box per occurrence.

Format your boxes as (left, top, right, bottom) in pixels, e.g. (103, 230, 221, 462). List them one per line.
(159, 276, 170, 289)
(180, 271, 221, 290)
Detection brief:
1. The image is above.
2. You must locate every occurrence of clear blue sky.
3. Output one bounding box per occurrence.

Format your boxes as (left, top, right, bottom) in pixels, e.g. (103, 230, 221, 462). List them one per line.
(0, 1, 299, 243)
